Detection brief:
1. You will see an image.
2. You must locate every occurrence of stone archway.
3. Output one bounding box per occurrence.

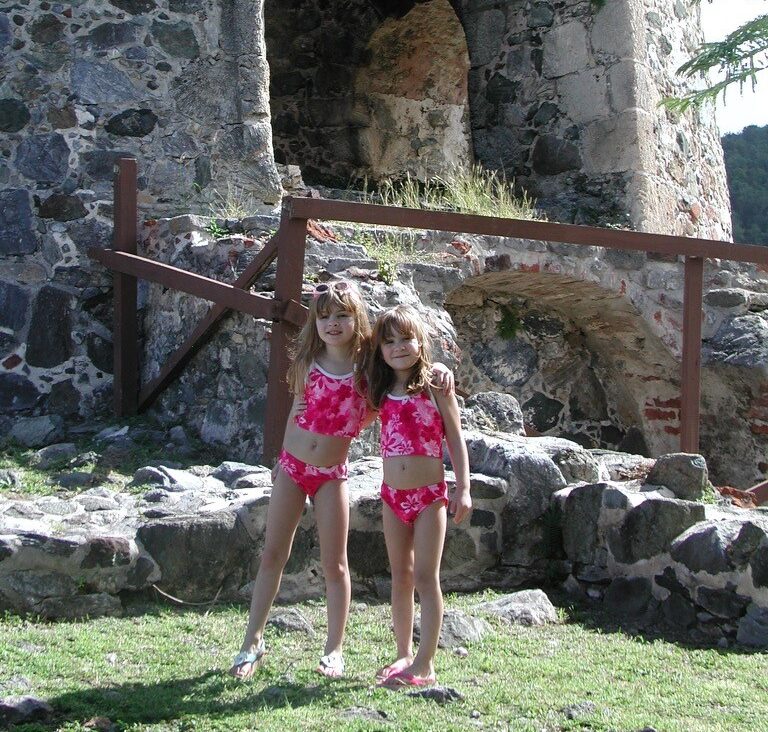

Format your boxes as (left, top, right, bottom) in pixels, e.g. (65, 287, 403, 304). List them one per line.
(264, 0, 471, 185)
(446, 271, 683, 456)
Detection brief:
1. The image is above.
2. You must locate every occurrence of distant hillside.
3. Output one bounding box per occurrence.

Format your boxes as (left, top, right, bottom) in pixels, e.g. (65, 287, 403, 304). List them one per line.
(721, 124, 768, 246)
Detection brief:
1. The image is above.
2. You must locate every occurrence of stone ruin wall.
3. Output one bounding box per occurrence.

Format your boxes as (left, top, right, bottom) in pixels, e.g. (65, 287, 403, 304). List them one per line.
(3, 0, 765, 487)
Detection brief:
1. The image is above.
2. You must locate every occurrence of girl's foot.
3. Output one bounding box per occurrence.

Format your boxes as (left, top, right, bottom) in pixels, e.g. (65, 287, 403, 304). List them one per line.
(375, 657, 412, 682)
(316, 650, 345, 678)
(228, 638, 266, 681)
(383, 669, 437, 688)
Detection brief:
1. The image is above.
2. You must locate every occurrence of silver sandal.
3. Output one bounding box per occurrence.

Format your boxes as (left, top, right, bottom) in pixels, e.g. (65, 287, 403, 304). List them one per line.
(316, 650, 345, 678)
(229, 638, 266, 680)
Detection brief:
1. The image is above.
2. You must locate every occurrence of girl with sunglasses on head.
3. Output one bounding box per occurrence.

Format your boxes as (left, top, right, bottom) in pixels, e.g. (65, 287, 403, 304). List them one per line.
(365, 305, 471, 689)
(229, 280, 453, 681)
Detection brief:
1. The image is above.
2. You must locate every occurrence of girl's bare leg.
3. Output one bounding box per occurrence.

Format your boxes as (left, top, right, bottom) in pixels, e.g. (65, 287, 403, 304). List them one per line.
(408, 501, 447, 679)
(230, 468, 307, 678)
(381, 503, 415, 672)
(313, 479, 350, 674)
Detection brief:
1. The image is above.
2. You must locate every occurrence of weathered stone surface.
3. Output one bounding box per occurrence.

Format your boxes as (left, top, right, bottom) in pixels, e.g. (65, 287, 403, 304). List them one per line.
(0, 374, 40, 413)
(736, 604, 768, 647)
(26, 286, 73, 367)
(703, 313, 768, 372)
(38, 193, 87, 221)
(670, 520, 767, 575)
(110, 0, 157, 14)
(609, 497, 705, 564)
(476, 588, 559, 625)
(82, 21, 142, 50)
(9, 416, 64, 448)
(603, 576, 653, 617)
(267, 607, 314, 636)
(348, 529, 389, 577)
(38, 592, 123, 620)
(0, 281, 30, 331)
(561, 483, 608, 564)
(105, 108, 158, 137)
(0, 570, 78, 613)
(29, 443, 77, 470)
(552, 448, 603, 484)
(80, 537, 131, 569)
(532, 135, 582, 175)
(0, 98, 31, 132)
(71, 59, 141, 104)
(463, 392, 525, 436)
(15, 134, 70, 183)
(0, 189, 38, 255)
(645, 453, 708, 500)
(151, 20, 199, 58)
(435, 609, 490, 648)
(696, 586, 750, 619)
(136, 512, 252, 600)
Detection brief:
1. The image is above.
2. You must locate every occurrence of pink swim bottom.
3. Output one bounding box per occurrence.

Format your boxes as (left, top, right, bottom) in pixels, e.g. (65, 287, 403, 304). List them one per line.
(381, 481, 448, 525)
(278, 449, 348, 498)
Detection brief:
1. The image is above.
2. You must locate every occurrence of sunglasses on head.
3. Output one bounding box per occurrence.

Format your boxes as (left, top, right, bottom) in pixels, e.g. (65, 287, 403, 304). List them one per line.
(312, 280, 351, 299)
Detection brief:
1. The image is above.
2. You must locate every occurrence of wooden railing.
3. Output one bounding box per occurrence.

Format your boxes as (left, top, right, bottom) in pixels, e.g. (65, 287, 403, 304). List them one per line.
(91, 159, 768, 468)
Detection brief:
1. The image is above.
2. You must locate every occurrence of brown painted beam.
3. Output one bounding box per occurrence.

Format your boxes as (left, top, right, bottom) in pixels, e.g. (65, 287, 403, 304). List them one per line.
(112, 159, 139, 417)
(137, 234, 287, 410)
(89, 248, 279, 320)
(288, 197, 768, 265)
(680, 256, 704, 453)
(747, 479, 768, 506)
(262, 201, 308, 465)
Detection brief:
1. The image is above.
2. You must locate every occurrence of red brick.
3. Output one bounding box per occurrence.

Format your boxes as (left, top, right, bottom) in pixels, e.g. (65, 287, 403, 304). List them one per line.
(644, 408, 678, 421)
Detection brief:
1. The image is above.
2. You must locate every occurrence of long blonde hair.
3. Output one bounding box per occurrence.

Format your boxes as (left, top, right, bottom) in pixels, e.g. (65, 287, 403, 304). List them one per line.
(287, 280, 371, 394)
(366, 305, 434, 409)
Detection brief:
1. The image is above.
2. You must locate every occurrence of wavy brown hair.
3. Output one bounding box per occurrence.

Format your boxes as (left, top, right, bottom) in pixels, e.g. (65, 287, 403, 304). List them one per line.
(287, 280, 371, 395)
(365, 305, 434, 409)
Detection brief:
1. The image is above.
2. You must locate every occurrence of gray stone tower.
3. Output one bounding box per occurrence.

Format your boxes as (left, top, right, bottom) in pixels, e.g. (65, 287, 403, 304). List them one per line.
(0, 0, 732, 427)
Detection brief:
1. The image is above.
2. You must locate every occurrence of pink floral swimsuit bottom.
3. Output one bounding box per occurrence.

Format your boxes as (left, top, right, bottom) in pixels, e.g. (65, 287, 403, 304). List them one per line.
(380, 481, 448, 525)
(278, 449, 348, 498)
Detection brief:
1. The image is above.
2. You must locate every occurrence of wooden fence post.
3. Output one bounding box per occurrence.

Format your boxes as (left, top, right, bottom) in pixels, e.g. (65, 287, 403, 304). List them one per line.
(262, 198, 308, 465)
(680, 255, 704, 453)
(112, 158, 139, 417)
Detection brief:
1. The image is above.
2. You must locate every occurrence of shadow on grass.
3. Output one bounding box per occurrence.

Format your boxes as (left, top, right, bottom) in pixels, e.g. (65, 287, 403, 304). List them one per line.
(550, 588, 765, 655)
(42, 670, 368, 729)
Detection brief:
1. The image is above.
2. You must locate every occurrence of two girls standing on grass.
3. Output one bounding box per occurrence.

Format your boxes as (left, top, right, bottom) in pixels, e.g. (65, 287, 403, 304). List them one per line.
(229, 282, 454, 681)
(366, 305, 472, 688)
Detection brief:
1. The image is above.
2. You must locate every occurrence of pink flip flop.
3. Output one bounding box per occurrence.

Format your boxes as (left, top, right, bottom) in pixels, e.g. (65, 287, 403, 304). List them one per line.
(383, 670, 437, 688)
(375, 658, 411, 682)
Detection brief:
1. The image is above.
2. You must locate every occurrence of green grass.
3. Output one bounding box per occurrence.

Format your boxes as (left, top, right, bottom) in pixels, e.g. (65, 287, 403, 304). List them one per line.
(364, 165, 542, 221)
(2, 592, 766, 731)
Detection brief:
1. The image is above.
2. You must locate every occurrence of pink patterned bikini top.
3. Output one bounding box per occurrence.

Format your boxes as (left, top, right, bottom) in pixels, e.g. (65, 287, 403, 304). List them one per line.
(294, 362, 370, 438)
(380, 389, 445, 458)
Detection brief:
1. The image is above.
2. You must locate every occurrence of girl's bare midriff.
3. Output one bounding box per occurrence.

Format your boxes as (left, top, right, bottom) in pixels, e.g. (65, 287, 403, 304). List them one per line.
(282, 404, 353, 467)
(382, 455, 445, 490)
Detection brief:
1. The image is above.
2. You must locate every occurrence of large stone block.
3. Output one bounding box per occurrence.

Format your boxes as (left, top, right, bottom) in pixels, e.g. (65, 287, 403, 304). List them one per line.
(26, 286, 73, 368)
(136, 512, 253, 601)
(542, 21, 590, 79)
(561, 483, 608, 564)
(0, 190, 38, 255)
(608, 496, 705, 564)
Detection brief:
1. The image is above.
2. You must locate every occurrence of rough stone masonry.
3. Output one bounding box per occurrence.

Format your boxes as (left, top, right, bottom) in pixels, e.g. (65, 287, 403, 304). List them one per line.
(2, 1, 766, 487)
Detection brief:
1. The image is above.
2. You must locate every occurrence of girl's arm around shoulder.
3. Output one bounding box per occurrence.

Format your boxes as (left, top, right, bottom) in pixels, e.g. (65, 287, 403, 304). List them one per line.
(430, 362, 455, 396)
(431, 387, 472, 525)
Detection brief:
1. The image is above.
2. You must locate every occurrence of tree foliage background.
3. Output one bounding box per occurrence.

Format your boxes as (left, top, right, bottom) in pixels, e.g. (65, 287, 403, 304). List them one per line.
(722, 125, 768, 246)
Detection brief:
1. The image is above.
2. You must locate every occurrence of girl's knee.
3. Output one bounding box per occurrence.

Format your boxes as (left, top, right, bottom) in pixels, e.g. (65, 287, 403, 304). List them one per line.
(413, 568, 441, 593)
(322, 558, 349, 585)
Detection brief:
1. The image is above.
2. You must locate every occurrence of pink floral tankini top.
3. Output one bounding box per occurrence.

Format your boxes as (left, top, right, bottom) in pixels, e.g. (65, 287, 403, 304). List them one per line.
(380, 389, 445, 458)
(294, 362, 370, 438)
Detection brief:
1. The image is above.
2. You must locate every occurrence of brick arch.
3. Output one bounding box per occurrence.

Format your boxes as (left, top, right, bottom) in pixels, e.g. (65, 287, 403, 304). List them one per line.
(445, 270, 682, 456)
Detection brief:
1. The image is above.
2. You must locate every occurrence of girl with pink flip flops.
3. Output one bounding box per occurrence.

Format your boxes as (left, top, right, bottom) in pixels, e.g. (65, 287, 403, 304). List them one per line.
(365, 305, 472, 688)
